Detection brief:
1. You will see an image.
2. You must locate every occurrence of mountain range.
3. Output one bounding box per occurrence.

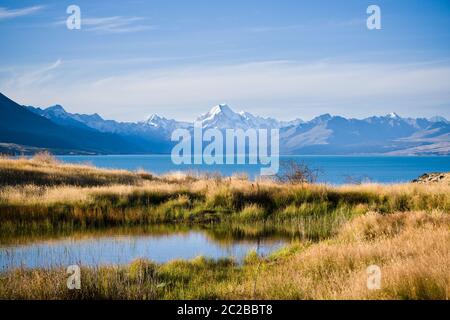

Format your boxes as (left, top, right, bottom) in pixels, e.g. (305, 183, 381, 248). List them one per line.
(0, 92, 449, 155)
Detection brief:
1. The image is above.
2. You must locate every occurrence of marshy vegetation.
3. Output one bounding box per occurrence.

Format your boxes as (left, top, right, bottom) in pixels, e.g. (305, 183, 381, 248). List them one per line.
(1, 211, 448, 299)
(0, 154, 448, 299)
(1, 155, 448, 234)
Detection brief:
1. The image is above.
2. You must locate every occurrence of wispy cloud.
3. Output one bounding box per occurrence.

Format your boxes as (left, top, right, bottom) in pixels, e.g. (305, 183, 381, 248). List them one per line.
(83, 16, 155, 33)
(0, 6, 43, 20)
(4, 59, 62, 88)
(246, 24, 305, 33)
(56, 15, 156, 33)
(2, 59, 449, 121)
(245, 18, 364, 34)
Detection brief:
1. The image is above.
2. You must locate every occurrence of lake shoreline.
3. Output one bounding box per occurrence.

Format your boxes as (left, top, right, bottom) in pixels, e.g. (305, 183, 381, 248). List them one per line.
(54, 154, 450, 184)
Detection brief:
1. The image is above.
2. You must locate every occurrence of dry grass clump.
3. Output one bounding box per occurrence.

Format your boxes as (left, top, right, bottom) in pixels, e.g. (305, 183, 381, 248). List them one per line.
(232, 211, 450, 300)
(234, 204, 267, 222)
(338, 210, 449, 242)
(0, 185, 90, 205)
(0, 155, 153, 187)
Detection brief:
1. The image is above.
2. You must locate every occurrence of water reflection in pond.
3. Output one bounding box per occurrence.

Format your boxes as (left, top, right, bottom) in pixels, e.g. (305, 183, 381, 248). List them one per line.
(0, 226, 289, 270)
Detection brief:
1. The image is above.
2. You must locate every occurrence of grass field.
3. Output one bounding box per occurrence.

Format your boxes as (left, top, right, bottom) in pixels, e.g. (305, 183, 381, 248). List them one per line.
(0, 154, 448, 299)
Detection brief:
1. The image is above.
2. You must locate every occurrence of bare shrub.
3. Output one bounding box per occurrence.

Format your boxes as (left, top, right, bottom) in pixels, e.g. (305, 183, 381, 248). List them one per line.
(276, 160, 320, 184)
(32, 151, 58, 164)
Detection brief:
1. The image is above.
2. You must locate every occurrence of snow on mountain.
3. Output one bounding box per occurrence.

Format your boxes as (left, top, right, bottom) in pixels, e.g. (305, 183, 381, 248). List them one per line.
(310, 114, 333, 124)
(28, 104, 185, 136)
(26, 105, 95, 130)
(196, 103, 303, 130)
(239, 111, 304, 128)
(429, 116, 448, 123)
(142, 114, 190, 132)
(280, 112, 450, 155)
(387, 112, 401, 119)
(196, 104, 247, 129)
(29, 102, 305, 134)
(279, 118, 304, 127)
(145, 114, 168, 127)
(23, 101, 450, 155)
(45, 105, 69, 117)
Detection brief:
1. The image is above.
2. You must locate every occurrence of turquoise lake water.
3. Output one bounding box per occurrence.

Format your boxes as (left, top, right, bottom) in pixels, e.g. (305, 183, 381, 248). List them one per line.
(57, 155, 449, 184)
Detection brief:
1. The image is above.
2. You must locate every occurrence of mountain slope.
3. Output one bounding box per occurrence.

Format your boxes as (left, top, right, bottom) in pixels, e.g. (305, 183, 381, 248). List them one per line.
(280, 113, 449, 154)
(30, 104, 188, 138)
(26, 103, 174, 154)
(0, 93, 165, 154)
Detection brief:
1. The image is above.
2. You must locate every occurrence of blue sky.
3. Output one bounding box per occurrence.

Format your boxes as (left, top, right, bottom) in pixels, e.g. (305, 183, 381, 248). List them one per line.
(0, 0, 449, 121)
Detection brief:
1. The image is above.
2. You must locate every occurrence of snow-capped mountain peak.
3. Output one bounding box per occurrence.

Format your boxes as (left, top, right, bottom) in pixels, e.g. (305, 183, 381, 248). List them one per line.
(147, 113, 163, 121)
(197, 104, 304, 129)
(196, 104, 246, 129)
(145, 113, 168, 125)
(387, 112, 401, 119)
(197, 104, 240, 122)
(209, 104, 234, 116)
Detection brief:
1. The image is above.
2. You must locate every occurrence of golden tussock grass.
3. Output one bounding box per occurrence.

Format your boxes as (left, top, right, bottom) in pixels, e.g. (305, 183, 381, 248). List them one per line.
(0, 157, 448, 236)
(248, 211, 449, 299)
(0, 153, 154, 187)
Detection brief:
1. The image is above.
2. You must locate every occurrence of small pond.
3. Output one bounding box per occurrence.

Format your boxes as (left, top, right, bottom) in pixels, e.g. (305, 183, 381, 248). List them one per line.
(0, 228, 288, 270)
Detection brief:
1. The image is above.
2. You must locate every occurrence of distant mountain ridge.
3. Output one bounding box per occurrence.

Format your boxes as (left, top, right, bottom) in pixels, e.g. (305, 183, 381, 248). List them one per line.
(1, 92, 449, 155)
(0, 93, 172, 155)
